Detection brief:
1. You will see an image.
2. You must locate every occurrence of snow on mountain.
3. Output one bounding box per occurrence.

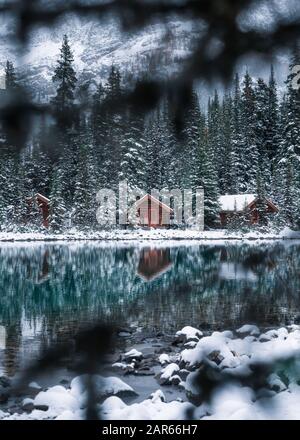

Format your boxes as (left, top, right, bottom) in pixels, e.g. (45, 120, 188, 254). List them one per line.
(0, 1, 296, 101)
(0, 14, 199, 100)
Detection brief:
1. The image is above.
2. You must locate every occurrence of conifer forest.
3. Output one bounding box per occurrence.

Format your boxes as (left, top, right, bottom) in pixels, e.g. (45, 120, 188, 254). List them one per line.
(0, 34, 299, 232)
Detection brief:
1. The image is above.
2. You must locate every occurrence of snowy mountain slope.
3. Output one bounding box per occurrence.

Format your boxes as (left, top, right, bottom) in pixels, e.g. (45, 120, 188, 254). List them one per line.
(0, 2, 295, 100)
(0, 14, 200, 99)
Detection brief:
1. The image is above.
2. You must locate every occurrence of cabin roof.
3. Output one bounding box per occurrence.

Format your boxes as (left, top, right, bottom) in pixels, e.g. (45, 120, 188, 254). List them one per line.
(27, 193, 50, 204)
(219, 194, 256, 212)
(134, 194, 174, 213)
(36, 193, 50, 203)
(219, 194, 279, 213)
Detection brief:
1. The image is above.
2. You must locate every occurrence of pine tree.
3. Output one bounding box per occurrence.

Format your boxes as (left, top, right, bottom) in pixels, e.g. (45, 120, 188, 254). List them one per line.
(144, 107, 167, 191)
(72, 131, 98, 228)
(198, 113, 220, 227)
(230, 74, 245, 192)
(267, 65, 280, 164)
(119, 107, 146, 191)
(281, 46, 300, 227)
(255, 77, 271, 192)
(52, 35, 77, 118)
(219, 94, 234, 193)
(181, 89, 202, 189)
(240, 71, 259, 192)
(256, 168, 268, 226)
(207, 90, 222, 179)
(5, 61, 17, 90)
(49, 167, 67, 231)
(102, 65, 124, 189)
(273, 95, 289, 210)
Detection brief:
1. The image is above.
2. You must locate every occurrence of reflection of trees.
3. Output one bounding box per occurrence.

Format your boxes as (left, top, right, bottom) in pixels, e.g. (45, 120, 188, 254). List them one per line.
(3, 323, 21, 376)
(0, 242, 299, 336)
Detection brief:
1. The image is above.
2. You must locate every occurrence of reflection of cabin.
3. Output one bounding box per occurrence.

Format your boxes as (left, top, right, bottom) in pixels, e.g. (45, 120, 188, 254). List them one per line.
(137, 248, 172, 281)
(26, 193, 50, 228)
(219, 194, 279, 227)
(133, 194, 173, 228)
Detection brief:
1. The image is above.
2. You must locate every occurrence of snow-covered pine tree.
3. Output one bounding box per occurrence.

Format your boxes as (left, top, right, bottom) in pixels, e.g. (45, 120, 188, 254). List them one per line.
(198, 113, 220, 228)
(219, 93, 234, 193)
(73, 145, 91, 228)
(144, 95, 178, 191)
(207, 90, 222, 183)
(49, 167, 67, 231)
(267, 66, 281, 165)
(180, 88, 202, 190)
(230, 74, 245, 192)
(281, 157, 298, 227)
(161, 93, 180, 189)
(240, 71, 259, 192)
(255, 167, 268, 226)
(5, 60, 17, 90)
(72, 127, 98, 229)
(119, 105, 146, 191)
(281, 46, 300, 228)
(102, 65, 124, 189)
(273, 95, 289, 211)
(51, 35, 77, 120)
(254, 77, 271, 193)
(144, 107, 166, 191)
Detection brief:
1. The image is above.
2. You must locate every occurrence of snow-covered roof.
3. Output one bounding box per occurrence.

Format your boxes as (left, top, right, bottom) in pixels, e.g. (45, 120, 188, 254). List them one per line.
(36, 193, 50, 203)
(27, 193, 50, 204)
(135, 194, 173, 213)
(219, 194, 256, 212)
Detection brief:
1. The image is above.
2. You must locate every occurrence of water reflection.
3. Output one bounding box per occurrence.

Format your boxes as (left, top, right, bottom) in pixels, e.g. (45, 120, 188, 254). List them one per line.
(137, 248, 172, 281)
(0, 241, 299, 375)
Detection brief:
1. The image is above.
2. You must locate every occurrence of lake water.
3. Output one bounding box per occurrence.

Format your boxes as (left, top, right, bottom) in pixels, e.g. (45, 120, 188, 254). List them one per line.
(0, 240, 299, 376)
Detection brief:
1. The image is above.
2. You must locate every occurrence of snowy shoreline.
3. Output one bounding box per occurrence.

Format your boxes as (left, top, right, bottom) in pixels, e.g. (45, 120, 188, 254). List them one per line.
(2, 324, 300, 420)
(0, 227, 300, 243)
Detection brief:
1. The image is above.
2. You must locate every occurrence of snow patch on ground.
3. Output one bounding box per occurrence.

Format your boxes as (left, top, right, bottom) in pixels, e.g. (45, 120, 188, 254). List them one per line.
(0, 227, 299, 243)
(2, 324, 300, 420)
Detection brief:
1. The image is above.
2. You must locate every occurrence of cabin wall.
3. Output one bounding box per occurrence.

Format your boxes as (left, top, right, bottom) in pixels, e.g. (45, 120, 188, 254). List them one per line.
(136, 200, 169, 228)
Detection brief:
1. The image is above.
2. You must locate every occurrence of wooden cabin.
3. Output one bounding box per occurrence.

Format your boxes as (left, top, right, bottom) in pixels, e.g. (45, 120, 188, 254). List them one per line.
(26, 193, 50, 228)
(137, 248, 172, 281)
(219, 194, 279, 227)
(133, 194, 173, 228)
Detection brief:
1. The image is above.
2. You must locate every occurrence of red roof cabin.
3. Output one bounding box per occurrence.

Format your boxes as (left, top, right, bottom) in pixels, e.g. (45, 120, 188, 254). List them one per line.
(219, 194, 279, 227)
(133, 194, 174, 228)
(26, 193, 50, 228)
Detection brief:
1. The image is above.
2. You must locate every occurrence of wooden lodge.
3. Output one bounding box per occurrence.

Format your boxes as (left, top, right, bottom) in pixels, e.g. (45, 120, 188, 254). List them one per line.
(134, 194, 174, 228)
(219, 194, 279, 227)
(26, 193, 50, 228)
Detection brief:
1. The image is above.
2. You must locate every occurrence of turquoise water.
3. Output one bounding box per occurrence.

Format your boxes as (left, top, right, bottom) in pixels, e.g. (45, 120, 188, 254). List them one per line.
(0, 241, 299, 375)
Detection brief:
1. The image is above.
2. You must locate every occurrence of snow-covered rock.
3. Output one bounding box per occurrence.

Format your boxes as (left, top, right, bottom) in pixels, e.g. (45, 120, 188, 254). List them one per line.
(156, 363, 180, 385)
(149, 390, 166, 403)
(175, 326, 203, 343)
(237, 325, 260, 336)
(158, 354, 170, 365)
(70, 375, 137, 401)
(34, 386, 80, 413)
(123, 349, 143, 361)
(3, 324, 300, 421)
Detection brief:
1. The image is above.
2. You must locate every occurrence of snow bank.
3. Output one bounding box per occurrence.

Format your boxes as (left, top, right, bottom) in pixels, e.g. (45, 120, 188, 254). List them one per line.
(2, 324, 300, 420)
(0, 227, 299, 243)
